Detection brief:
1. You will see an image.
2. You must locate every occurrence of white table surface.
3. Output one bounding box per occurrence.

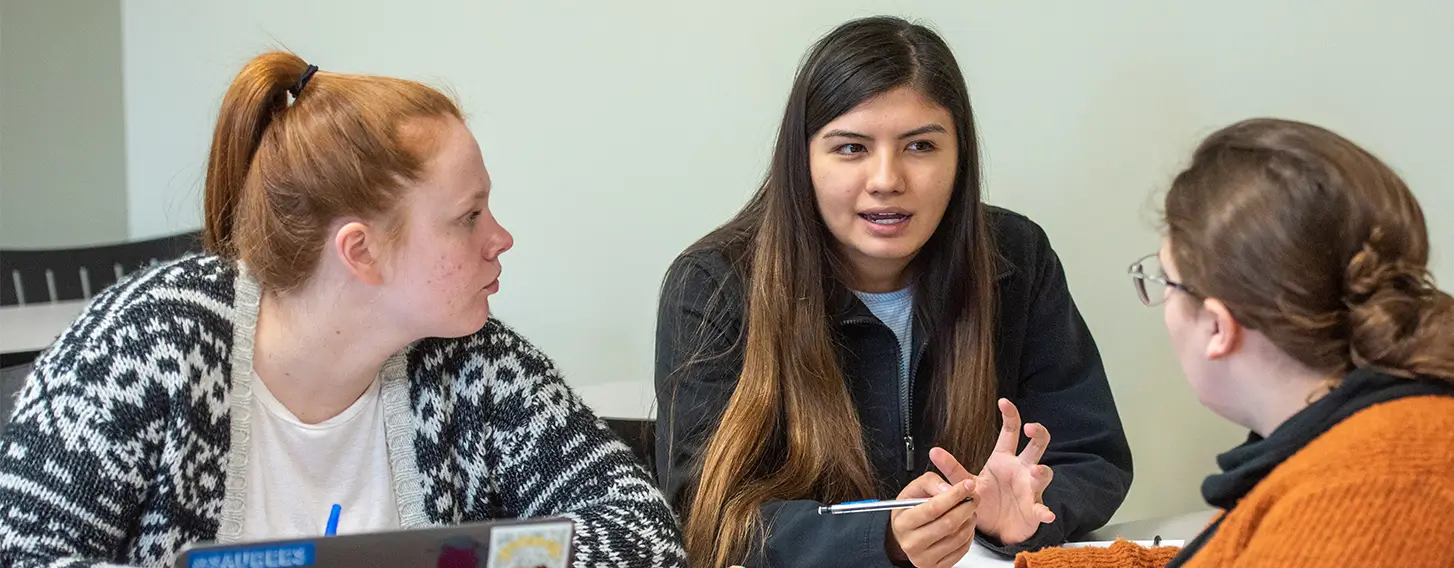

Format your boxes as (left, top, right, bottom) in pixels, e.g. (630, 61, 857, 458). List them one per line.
(1086, 508, 1216, 542)
(955, 543, 1017, 567)
(0, 300, 88, 355)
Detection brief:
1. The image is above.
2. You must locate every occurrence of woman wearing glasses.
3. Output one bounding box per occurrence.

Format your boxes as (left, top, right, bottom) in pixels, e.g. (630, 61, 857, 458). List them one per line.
(1020, 117, 1454, 567)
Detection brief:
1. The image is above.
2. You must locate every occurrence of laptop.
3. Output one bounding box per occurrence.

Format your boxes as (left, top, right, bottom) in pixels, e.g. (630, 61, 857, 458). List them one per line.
(172, 517, 574, 568)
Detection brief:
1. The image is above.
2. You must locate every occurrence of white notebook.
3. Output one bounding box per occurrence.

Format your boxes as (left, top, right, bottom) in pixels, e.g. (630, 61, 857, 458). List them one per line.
(1065, 539, 1185, 548)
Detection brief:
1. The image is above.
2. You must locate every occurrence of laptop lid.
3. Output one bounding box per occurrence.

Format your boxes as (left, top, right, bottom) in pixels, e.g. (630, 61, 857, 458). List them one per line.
(172, 517, 574, 568)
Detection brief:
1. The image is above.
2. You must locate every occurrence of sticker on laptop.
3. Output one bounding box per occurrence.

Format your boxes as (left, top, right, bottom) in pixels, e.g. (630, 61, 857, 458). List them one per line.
(187, 542, 315, 568)
(486, 521, 572, 568)
(433, 534, 488, 568)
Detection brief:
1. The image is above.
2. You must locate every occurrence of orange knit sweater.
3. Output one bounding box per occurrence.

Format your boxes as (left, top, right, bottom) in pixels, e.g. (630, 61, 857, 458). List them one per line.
(1014, 395, 1454, 568)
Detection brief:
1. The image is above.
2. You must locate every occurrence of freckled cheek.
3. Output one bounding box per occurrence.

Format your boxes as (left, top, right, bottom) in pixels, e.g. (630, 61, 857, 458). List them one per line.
(433, 259, 456, 280)
(419, 257, 456, 294)
(433, 270, 469, 310)
(430, 260, 485, 298)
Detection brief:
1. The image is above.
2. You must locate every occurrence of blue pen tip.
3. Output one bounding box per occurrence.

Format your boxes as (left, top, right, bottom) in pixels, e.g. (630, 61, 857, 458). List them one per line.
(324, 504, 341, 536)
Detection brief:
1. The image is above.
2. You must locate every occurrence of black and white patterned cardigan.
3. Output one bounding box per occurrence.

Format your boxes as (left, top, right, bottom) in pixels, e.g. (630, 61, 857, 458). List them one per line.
(0, 255, 686, 567)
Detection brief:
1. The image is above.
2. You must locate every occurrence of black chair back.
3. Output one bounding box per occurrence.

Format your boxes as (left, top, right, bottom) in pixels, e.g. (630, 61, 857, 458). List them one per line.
(0, 231, 202, 306)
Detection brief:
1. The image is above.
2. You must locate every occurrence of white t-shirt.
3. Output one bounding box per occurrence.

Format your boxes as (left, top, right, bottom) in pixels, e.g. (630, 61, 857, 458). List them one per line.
(239, 372, 400, 540)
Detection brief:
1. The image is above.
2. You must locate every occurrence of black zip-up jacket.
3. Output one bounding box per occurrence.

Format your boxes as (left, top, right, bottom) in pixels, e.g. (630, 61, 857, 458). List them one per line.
(654, 206, 1133, 566)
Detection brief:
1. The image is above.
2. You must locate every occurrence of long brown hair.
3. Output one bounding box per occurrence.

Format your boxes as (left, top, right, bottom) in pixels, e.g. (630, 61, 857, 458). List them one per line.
(1166, 117, 1454, 382)
(670, 16, 1001, 566)
(203, 51, 462, 291)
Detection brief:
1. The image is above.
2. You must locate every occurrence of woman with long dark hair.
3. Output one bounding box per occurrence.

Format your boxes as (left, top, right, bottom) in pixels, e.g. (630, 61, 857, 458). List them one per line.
(655, 16, 1133, 568)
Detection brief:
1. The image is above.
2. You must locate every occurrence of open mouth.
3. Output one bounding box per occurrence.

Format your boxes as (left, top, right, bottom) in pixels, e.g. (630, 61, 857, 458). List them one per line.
(860, 212, 911, 225)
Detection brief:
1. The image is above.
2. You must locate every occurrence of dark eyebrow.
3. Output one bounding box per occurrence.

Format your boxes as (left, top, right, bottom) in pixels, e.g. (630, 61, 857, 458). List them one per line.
(821, 129, 871, 141)
(820, 124, 947, 141)
(899, 124, 947, 138)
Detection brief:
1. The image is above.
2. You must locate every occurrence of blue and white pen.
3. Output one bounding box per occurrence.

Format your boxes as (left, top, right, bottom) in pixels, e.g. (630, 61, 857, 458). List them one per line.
(817, 496, 973, 515)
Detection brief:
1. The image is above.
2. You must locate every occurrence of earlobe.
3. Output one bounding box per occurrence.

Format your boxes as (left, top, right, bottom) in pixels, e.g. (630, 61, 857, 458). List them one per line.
(1203, 298, 1241, 360)
(335, 221, 384, 286)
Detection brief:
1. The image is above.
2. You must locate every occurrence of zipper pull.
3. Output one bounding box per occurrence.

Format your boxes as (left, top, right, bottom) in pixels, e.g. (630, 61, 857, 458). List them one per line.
(904, 435, 915, 471)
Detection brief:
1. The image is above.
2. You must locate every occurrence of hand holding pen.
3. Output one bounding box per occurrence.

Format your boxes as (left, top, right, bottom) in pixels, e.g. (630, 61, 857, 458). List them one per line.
(884, 473, 979, 568)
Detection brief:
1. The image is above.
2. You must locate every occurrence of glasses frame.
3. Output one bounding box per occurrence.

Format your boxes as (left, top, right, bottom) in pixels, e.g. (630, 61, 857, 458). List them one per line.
(1128, 253, 1196, 306)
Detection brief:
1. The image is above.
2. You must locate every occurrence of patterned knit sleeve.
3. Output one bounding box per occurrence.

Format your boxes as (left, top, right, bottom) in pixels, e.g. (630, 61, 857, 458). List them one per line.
(0, 352, 149, 568)
(454, 321, 687, 567)
(0, 256, 234, 568)
(0, 289, 166, 567)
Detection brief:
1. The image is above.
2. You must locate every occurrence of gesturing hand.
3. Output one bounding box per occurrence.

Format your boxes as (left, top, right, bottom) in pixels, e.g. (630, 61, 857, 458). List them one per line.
(929, 398, 1055, 546)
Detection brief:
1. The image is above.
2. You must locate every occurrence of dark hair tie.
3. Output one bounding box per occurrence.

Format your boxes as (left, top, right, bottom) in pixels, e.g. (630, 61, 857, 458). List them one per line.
(289, 64, 319, 98)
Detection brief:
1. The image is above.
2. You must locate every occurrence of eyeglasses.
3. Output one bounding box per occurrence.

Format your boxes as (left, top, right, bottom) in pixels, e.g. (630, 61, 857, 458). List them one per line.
(1128, 253, 1196, 306)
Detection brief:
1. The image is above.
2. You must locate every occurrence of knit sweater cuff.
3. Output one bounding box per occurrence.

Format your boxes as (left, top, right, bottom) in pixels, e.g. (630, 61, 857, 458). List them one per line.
(1012, 538, 1181, 568)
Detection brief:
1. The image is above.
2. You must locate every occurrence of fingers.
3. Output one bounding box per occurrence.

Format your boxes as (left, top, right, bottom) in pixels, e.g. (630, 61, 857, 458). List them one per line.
(1031, 465, 1056, 523)
(940, 538, 976, 568)
(897, 471, 949, 499)
(917, 499, 977, 557)
(1033, 464, 1055, 495)
(893, 482, 977, 565)
(896, 478, 974, 530)
(992, 398, 1023, 455)
(1034, 503, 1057, 524)
(1018, 422, 1051, 465)
(921, 491, 978, 542)
(929, 447, 975, 485)
(1024, 464, 1057, 524)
